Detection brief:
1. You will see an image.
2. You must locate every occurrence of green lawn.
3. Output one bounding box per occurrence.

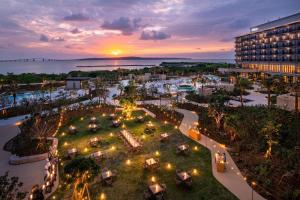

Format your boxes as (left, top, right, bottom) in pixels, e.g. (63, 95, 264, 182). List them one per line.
(52, 110, 237, 200)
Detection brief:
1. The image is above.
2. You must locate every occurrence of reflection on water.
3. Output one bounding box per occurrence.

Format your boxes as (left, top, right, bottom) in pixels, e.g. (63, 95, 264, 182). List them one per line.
(0, 59, 234, 74)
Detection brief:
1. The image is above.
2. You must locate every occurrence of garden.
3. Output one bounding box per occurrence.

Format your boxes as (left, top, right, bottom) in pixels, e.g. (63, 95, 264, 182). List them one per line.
(50, 108, 237, 200)
(177, 102, 300, 200)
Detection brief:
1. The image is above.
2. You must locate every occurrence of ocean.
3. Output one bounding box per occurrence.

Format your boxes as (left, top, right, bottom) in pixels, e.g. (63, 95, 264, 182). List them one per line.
(0, 59, 234, 74)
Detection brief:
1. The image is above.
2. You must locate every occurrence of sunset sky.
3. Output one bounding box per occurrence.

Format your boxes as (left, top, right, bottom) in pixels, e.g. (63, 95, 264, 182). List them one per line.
(0, 0, 299, 59)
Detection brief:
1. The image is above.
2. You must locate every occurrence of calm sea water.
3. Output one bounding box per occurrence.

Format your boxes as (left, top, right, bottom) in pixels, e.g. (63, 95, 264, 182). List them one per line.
(0, 59, 234, 74)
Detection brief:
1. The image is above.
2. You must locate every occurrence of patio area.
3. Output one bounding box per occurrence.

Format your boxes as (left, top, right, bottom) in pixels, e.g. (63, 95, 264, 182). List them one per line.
(51, 109, 237, 200)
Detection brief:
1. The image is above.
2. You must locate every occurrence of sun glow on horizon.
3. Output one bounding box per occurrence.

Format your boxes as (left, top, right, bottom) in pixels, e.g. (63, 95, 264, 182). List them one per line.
(111, 49, 123, 56)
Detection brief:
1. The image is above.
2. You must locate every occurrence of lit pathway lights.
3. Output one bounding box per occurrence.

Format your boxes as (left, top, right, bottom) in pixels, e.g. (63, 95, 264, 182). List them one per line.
(175, 108, 266, 200)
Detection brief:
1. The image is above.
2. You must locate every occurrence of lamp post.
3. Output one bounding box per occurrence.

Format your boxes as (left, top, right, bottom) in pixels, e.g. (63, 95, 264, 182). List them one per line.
(251, 181, 256, 200)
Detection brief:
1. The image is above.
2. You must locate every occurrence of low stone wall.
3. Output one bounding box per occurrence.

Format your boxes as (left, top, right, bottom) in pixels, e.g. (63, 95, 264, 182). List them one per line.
(9, 138, 58, 165)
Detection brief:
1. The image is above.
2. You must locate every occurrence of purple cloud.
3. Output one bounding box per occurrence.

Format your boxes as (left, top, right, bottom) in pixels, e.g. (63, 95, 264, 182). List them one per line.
(63, 13, 89, 21)
(140, 30, 171, 40)
(39, 34, 49, 42)
(101, 17, 141, 35)
(52, 37, 64, 42)
(70, 28, 81, 34)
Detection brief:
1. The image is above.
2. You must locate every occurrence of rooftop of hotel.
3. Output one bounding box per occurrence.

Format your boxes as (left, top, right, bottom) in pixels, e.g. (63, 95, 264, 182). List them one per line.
(250, 12, 300, 33)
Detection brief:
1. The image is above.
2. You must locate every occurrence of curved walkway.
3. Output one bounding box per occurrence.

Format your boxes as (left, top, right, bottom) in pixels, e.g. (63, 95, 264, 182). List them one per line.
(176, 108, 265, 200)
(0, 125, 46, 193)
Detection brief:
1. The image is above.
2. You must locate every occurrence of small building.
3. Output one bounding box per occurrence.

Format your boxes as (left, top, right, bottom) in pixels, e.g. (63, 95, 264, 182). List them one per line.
(137, 73, 167, 82)
(65, 77, 90, 90)
(277, 93, 299, 111)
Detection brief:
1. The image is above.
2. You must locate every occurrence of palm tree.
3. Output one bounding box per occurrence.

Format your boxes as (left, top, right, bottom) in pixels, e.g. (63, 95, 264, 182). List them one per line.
(262, 77, 273, 109)
(236, 77, 251, 107)
(199, 77, 206, 95)
(223, 115, 239, 141)
(118, 82, 125, 96)
(94, 77, 103, 104)
(48, 81, 54, 102)
(8, 80, 18, 106)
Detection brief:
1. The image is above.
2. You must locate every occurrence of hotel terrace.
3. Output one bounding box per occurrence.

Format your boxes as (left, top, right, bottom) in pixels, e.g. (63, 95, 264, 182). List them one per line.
(235, 12, 300, 80)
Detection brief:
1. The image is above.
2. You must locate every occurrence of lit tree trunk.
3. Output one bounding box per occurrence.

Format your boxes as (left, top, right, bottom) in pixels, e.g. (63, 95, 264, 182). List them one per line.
(268, 88, 271, 109)
(240, 89, 244, 107)
(295, 88, 299, 113)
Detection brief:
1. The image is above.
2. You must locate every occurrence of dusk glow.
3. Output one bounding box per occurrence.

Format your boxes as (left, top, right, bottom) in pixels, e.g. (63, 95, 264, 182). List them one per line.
(0, 0, 299, 59)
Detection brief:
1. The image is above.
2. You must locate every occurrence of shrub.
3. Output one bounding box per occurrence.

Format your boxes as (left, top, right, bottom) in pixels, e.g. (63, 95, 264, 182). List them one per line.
(64, 157, 99, 177)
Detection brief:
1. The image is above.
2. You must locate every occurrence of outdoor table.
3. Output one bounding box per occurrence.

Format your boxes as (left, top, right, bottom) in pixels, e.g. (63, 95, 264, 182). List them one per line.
(68, 125, 77, 134)
(109, 114, 116, 119)
(112, 120, 120, 127)
(120, 129, 142, 150)
(178, 144, 188, 151)
(177, 171, 191, 181)
(145, 158, 159, 170)
(88, 123, 98, 132)
(149, 183, 164, 195)
(137, 116, 145, 122)
(90, 151, 104, 160)
(145, 122, 156, 134)
(67, 148, 78, 158)
(90, 116, 97, 123)
(160, 133, 169, 142)
(101, 169, 114, 186)
(89, 137, 99, 147)
(176, 144, 189, 155)
(146, 122, 155, 129)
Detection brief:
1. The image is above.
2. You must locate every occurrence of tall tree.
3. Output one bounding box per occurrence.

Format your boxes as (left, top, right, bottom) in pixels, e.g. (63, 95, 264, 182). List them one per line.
(262, 77, 273, 109)
(260, 120, 281, 159)
(208, 90, 229, 130)
(236, 77, 251, 107)
(30, 116, 54, 150)
(118, 82, 125, 96)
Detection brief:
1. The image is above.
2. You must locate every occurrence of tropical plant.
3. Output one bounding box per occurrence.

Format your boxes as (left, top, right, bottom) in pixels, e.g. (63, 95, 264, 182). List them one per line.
(223, 114, 240, 141)
(293, 79, 300, 113)
(262, 77, 274, 109)
(236, 77, 251, 106)
(0, 171, 27, 200)
(64, 157, 99, 177)
(118, 82, 125, 96)
(208, 90, 229, 130)
(30, 116, 54, 150)
(260, 120, 281, 159)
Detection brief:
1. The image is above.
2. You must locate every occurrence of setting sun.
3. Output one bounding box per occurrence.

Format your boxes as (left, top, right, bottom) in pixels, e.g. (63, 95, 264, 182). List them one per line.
(111, 49, 122, 56)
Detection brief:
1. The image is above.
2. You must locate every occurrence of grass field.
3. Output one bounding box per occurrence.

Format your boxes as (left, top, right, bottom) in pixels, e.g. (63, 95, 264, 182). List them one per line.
(52, 109, 237, 200)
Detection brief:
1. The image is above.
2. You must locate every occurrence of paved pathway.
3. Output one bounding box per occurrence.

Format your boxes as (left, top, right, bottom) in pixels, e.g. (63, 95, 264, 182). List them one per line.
(0, 125, 46, 194)
(176, 108, 265, 200)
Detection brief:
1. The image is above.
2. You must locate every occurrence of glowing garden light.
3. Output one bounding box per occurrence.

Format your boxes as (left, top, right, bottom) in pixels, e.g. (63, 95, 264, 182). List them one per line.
(126, 159, 131, 165)
(192, 168, 198, 175)
(151, 176, 156, 182)
(166, 163, 172, 170)
(100, 193, 106, 200)
(155, 151, 160, 156)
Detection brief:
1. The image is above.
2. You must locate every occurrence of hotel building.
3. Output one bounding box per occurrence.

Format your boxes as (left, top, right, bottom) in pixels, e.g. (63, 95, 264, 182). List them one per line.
(235, 13, 300, 78)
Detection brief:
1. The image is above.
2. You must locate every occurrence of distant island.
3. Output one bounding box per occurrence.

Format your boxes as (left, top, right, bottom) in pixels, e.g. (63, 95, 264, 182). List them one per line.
(0, 57, 190, 62)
